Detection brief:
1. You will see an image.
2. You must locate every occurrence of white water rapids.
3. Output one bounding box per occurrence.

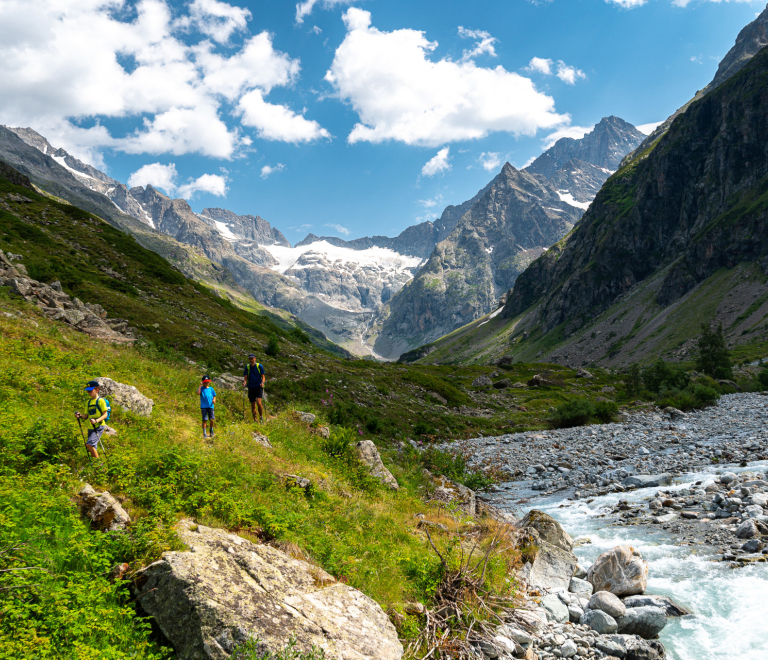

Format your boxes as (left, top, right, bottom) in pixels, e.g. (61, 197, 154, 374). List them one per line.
(495, 461, 768, 660)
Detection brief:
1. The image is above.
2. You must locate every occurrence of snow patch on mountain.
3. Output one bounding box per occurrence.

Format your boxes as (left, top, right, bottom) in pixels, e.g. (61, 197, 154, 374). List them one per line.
(557, 190, 591, 210)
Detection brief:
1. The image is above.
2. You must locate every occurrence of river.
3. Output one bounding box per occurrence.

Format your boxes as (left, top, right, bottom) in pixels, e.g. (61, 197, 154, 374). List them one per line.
(492, 461, 768, 660)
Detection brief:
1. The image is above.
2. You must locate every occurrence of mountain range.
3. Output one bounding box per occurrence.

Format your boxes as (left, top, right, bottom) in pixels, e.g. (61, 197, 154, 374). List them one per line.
(412, 6, 768, 369)
(0, 114, 644, 359)
(371, 117, 646, 359)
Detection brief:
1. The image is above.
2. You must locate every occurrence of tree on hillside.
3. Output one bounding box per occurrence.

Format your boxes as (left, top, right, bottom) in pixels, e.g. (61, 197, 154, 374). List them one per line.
(696, 323, 732, 379)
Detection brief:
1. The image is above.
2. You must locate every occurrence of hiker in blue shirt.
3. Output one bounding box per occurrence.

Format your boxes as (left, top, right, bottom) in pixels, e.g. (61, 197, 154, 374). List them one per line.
(242, 354, 266, 422)
(75, 380, 109, 459)
(197, 375, 216, 438)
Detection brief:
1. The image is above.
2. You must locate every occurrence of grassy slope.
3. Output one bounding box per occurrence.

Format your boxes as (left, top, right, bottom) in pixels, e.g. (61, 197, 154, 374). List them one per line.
(421, 259, 768, 369)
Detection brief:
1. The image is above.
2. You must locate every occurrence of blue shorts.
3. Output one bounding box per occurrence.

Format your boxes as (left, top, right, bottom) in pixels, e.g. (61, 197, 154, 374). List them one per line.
(201, 408, 215, 421)
(86, 426, 105, 448)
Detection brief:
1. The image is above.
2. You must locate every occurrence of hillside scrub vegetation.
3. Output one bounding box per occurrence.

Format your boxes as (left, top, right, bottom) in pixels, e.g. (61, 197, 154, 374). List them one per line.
(0, 295, 521, 659)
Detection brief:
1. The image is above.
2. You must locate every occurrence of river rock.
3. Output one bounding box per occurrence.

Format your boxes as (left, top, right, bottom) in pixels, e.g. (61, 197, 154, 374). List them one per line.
(594, 638, 626, 658)
(623, 594, 689, 616)
(519, 509, 574, 552)
(516, 528, 578, 591)
(587, 545, 648, 596)
(568, 603, 584, 622)
(560, 639, 578, 658)
(616, 606, 666, 639)
(735, 519, 758, 539)
(541, 593, 569, 623)
(719, 472, 737, 484)
(622, 474, 672, 489)
(609, 636, 666, 660)
(134, 520, 403, 660)
(581, 608, 618, 634)
(589, 590, 626, 618)
(742, 539, 765, 553)
(95, 377, 154, 417)
(354, 441, 398, 490)
(569, 576, 593, 597)
(77, 483, 131, 532)
(497, 624, 532, 647)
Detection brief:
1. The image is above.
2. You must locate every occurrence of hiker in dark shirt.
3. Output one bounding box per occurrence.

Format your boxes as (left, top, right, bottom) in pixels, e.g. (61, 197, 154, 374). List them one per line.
(242, 354, 266, 422)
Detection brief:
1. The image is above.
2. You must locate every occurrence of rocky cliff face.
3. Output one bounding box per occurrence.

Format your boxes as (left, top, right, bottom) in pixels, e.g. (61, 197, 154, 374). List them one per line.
(199, 207, 290, 247)
(372, 118, 645, 359)
(373, 164, 582, 358)
(504, 46, 768, 339)
(623, 4, 768, 170)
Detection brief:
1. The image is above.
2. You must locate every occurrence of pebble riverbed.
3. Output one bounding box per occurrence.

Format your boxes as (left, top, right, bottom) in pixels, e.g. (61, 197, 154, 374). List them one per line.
(442, 393, 768, 660)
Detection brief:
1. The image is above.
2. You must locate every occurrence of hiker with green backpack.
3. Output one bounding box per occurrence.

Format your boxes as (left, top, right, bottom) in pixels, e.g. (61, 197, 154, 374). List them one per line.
(242, 354, 266, 423)
(75, 379, 111, 459)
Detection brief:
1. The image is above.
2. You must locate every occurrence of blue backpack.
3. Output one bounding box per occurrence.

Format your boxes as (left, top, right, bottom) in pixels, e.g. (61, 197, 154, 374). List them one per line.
(90, 396, 111, 421)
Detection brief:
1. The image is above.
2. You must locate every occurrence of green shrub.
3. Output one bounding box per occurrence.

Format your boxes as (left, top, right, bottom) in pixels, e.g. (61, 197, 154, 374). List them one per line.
(401, 371, 469, 407)
(419, 446, 492, 490)
(624, 363, 642, 398)
(696, 323, 732, 380)
(321, 427, 354, 458)
(265, 333, 280, 357)
(413, 421, 435, 437)
(365, 416, 382, 434)
(549, 399, 594, 428)
(289, 328, 311, 344)
(593, 401, 619, 423)
(641, 360, 690, 393)
(231, 636, 326, 660)
(758, 369, 768, 390)
(656, 383, 720, 412)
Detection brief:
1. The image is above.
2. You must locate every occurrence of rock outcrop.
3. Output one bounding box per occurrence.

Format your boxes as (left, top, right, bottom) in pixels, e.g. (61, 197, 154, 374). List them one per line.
(587, 545, 648, 597)
(519, 510, 574, 553)
(77, 484, 131, 532)
(95, 377, 154, 417)
(0, 250, 136, 343)
(133, 520, 403, 660)
(354, 441, 398, 490)
(516, 513, 578, 591)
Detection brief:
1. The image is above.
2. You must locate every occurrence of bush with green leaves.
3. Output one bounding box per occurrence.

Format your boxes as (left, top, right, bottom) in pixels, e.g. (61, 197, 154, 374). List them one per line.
(624, 363, 642, 398)
(419, 446, 492, 491)
(656, 383, 720, 412)
(231, 636, 325, 660)
(696, 323, 732, 380)
(641, 359, 690, 393)
(265, 333, 280, 357)
(549, 398, 619, 429)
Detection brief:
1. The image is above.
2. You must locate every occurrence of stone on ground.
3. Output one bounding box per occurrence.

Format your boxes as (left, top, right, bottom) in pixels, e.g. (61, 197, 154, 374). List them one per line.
(569, 576, 593, 597)
(736, 519, 758, 539)
(622, 474, 672, 488)
(354, 441, 398, 490)
(587, 545, 648, 596)
(519, 509, 574, 552)
(580, 608, 618, 634)
(516, 527, 578, 591)
(616, 606, 666, 639)
(472, 375, 493, 387)
(623, 594, 690, 616)
(588, 590, 626, 618)
(77, 484, 131, 532)
(95, 377, 154, 416)
(134, 520, 403, 660)
(540, 593, 569, 623)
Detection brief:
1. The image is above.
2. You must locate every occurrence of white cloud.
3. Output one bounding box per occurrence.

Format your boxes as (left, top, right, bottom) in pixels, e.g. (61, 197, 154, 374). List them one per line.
(541, 125, 594, 150)
(606, 0, 647, 7)
(0, 0, 328, 166)
(421, 147, 451, 177)
(177, 173, 228, 198)
(556, 62, 586, 85)
(178, 0, 251, 43)
(295, 0, 357, 25)
(324, 223, 351, 235)
(527, 57, 586, 85)
(325, 9, 568, 147)
(260, 163, 286, 178)
(457, 26, 497, 62)
(527, 57, 553, 75)
(127, 162, 178, 193)
(478, 152, 502, 172)
(637, 121, 663, 135)
(418, 195, 443, 208)
(238, 90, 331, 142)
(126, 161, 227, 198)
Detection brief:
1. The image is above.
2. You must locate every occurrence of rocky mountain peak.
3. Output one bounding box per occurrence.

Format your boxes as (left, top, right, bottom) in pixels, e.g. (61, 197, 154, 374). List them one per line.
(200, 207, 290, 247)
(709, 3, 768, 89)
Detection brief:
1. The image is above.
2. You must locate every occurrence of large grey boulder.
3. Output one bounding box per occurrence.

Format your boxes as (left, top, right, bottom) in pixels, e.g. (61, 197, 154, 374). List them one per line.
(580, 609, 618, 634)
(472, 375, 493, 387)
(622, 474, 672, 489)
(623, 594, 690, 616)
(587, 545, 648, 596)
(616, 606, 666, 639)
(736, 519, 758, 539)
(354, 441, 398, 490)
(569, 576, 593, 597)
(134, 520, 403, 660)
(588, 590, 626, 618)
(608, 636, 666, 660)
(77, 484, 131, 532)
(95, 377, 154, 417)
(541, 593, 569, 623)
(429, 476, 476, 515)
(519, 510, 574, 552)
(517, 531, 578, 591)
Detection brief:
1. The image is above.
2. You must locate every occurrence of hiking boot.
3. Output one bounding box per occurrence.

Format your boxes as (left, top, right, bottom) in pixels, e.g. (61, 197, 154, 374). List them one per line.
(202, 432, 208, 439)
(209, 432, 216, 438)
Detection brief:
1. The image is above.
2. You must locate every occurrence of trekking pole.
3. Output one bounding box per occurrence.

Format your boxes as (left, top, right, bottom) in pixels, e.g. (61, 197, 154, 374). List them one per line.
(76, 416, 90, 461)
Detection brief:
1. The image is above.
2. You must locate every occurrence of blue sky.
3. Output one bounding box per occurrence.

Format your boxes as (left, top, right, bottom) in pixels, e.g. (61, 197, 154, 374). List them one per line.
(0, 0, 764, 243)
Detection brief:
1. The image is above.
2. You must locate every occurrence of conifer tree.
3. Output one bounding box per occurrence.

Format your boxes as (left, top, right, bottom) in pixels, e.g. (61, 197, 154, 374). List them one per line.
(696, 323, 732, 379)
